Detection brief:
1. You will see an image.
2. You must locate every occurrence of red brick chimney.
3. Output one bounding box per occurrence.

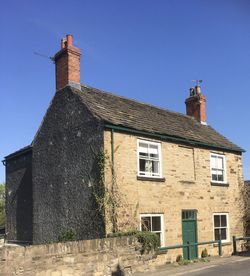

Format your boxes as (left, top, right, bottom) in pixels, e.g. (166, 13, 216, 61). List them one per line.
(54, 34, 81, 91)
(185, 84, 207, 124)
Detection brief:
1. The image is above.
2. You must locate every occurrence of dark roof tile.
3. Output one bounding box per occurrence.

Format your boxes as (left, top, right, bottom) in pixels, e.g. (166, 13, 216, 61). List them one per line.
(72, 85, 243, 153)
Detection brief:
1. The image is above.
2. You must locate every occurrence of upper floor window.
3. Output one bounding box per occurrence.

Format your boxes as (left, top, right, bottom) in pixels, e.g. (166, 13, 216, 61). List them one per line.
(210, 153, 226, 183)
(137, 140, 162, 178)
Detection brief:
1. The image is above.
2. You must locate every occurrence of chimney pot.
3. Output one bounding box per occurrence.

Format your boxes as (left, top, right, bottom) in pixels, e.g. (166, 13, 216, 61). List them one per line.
(61, 38, 67, 49)
(66, 34, 73, 47)
(195, 85, 201, 94)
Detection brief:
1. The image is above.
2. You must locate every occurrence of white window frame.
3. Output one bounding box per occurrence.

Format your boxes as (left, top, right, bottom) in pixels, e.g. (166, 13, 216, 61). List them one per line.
(139, 214, 164, 247)
(210, 153, 227, 184)
(213, 213, 230, 243)
(137, 139, 162, 178)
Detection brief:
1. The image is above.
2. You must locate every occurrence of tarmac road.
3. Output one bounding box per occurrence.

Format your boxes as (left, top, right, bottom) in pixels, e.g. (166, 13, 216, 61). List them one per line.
(181, 257, 250, 276)
(133, 256, 250, 276)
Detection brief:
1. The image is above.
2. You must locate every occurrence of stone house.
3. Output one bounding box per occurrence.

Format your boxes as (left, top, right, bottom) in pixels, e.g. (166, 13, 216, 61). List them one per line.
(4, 35, 245, 259)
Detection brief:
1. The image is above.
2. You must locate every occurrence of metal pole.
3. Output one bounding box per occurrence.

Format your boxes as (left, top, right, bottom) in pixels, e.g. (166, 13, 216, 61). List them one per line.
(110, 128, 117, 233)
(218, 239, 222, 256)
(233, 236, 237, 255)
(187, 242, 191, 260)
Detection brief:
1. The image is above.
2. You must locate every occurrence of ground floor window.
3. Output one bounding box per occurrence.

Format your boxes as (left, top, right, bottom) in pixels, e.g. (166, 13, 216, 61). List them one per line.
(213, 213, 229, 242)
(140, 214, 164, 246)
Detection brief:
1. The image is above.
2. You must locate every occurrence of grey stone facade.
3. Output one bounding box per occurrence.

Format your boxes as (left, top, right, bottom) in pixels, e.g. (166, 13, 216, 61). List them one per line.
(32, 87, 105, 244)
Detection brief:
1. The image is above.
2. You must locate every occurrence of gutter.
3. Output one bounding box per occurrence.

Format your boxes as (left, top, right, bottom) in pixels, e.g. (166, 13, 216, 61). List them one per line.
(110, 128, 118, 233)
(3, 146, 32, 163)
(104, 124, 245, 154)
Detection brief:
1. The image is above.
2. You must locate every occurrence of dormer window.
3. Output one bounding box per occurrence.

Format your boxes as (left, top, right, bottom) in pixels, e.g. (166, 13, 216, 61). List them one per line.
(137, 140, 162, 178)
(210, 153, 226, 184)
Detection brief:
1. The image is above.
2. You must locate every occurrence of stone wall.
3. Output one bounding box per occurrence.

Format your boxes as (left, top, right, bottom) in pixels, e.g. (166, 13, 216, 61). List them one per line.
(32, 86, 105, 244)
(244, 181, 250, 236)
(104, 130, 245, 259)
(0, 237, 159, 276)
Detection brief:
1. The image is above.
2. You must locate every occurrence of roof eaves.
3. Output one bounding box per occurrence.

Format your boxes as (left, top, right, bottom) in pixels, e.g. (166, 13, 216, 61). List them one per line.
(104, 123, 245, 153)
(4, 145, 32, 161)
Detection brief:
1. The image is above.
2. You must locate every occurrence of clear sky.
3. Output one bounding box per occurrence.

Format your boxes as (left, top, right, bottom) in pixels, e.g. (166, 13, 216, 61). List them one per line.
(1, 0, 250, 182)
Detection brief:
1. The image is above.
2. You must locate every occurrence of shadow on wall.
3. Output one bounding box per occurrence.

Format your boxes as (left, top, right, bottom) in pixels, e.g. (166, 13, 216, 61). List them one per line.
(16, 165, 33, 243)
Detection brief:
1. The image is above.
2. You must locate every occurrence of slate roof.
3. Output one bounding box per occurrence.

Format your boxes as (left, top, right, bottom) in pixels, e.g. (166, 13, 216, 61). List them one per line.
(74, 85, 244, 153)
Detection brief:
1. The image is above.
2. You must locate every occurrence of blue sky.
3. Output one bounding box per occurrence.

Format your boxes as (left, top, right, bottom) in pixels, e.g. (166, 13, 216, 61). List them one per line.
(1, 0, 250, 182)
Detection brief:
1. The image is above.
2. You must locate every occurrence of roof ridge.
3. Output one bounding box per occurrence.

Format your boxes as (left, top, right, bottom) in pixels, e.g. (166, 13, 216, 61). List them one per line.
(81, 84, 199, 123)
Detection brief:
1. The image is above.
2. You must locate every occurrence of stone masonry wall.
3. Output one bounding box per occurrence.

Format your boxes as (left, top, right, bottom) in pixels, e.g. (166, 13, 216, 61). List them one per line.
(244, 182, 250, 236)
(0, 237, 158, 276)
(32, 87, 105, 244)
(104, 130, 245, 261)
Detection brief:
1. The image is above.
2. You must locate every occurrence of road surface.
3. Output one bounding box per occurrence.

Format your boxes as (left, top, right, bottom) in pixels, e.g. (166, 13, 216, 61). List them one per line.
(133, 256, 250, 276)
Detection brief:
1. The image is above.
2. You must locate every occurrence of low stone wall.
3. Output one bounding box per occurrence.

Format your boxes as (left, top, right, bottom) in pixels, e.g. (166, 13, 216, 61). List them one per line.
(0, 237, 159, 276)
(0, 236, 236, 276)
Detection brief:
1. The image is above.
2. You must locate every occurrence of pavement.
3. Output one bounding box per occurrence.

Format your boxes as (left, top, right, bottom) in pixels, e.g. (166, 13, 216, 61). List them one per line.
(132, 255, 250, 275)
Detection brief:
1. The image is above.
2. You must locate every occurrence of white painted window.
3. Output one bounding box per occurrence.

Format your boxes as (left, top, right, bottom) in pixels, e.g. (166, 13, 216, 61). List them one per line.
(213, 213, 230, 242)
(137, 140, 162, 178)
(210, 153, 226, 183)
(140, 214, 164, 246)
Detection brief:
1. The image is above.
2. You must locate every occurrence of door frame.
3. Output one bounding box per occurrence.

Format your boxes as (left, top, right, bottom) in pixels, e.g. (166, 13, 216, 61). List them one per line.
(181, 209, 198, 259)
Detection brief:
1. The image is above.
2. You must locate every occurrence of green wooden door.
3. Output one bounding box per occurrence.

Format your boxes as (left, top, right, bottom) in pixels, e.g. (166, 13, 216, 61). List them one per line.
(182, 210, 198, 260)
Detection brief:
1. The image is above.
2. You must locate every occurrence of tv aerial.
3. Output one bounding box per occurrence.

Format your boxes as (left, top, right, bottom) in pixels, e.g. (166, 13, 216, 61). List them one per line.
(33, 52, 54, 62)
(191, 80, 203, 86)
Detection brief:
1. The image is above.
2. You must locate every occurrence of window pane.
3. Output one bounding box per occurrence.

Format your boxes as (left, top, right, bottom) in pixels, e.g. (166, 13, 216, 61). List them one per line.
(149, 145, 158, 155)
(211, 156, 216, 168)
(212, 174, 218, 181)
(217, 157, 223, 169)
(152, 161, 159, 174)
(214, 229, 220, 240)
(145, 160, 152, 173)
(141, 217, 151, 231)
(139, 152, 148, 158)
(149, 145, 159, 158)
(217, 170, 223, 176)
(139, 143, 148, 153)
(214, 215, 220, 227)
(221, 215, 227, 227)
(152, 216, 161, 231)
(218, 174, 224, 181)
(221, 228, 227, 240)
(139, 159, 146, 173)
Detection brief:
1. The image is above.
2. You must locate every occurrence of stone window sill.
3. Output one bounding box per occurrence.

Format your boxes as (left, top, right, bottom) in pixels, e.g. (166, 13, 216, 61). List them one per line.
(213, 241, 232, 247)
(137, 176, 166, 182)
(211, 182, 229, 187)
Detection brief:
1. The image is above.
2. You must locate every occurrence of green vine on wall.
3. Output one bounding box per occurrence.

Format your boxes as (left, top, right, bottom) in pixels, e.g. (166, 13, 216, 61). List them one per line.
(93, 150, 120, 233)
(93, 149, 139, 234)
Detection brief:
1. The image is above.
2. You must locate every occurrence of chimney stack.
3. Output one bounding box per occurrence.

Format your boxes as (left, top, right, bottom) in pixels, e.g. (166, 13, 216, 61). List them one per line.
(54, 34, 81, 91)
(185, 84, 207, 124)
